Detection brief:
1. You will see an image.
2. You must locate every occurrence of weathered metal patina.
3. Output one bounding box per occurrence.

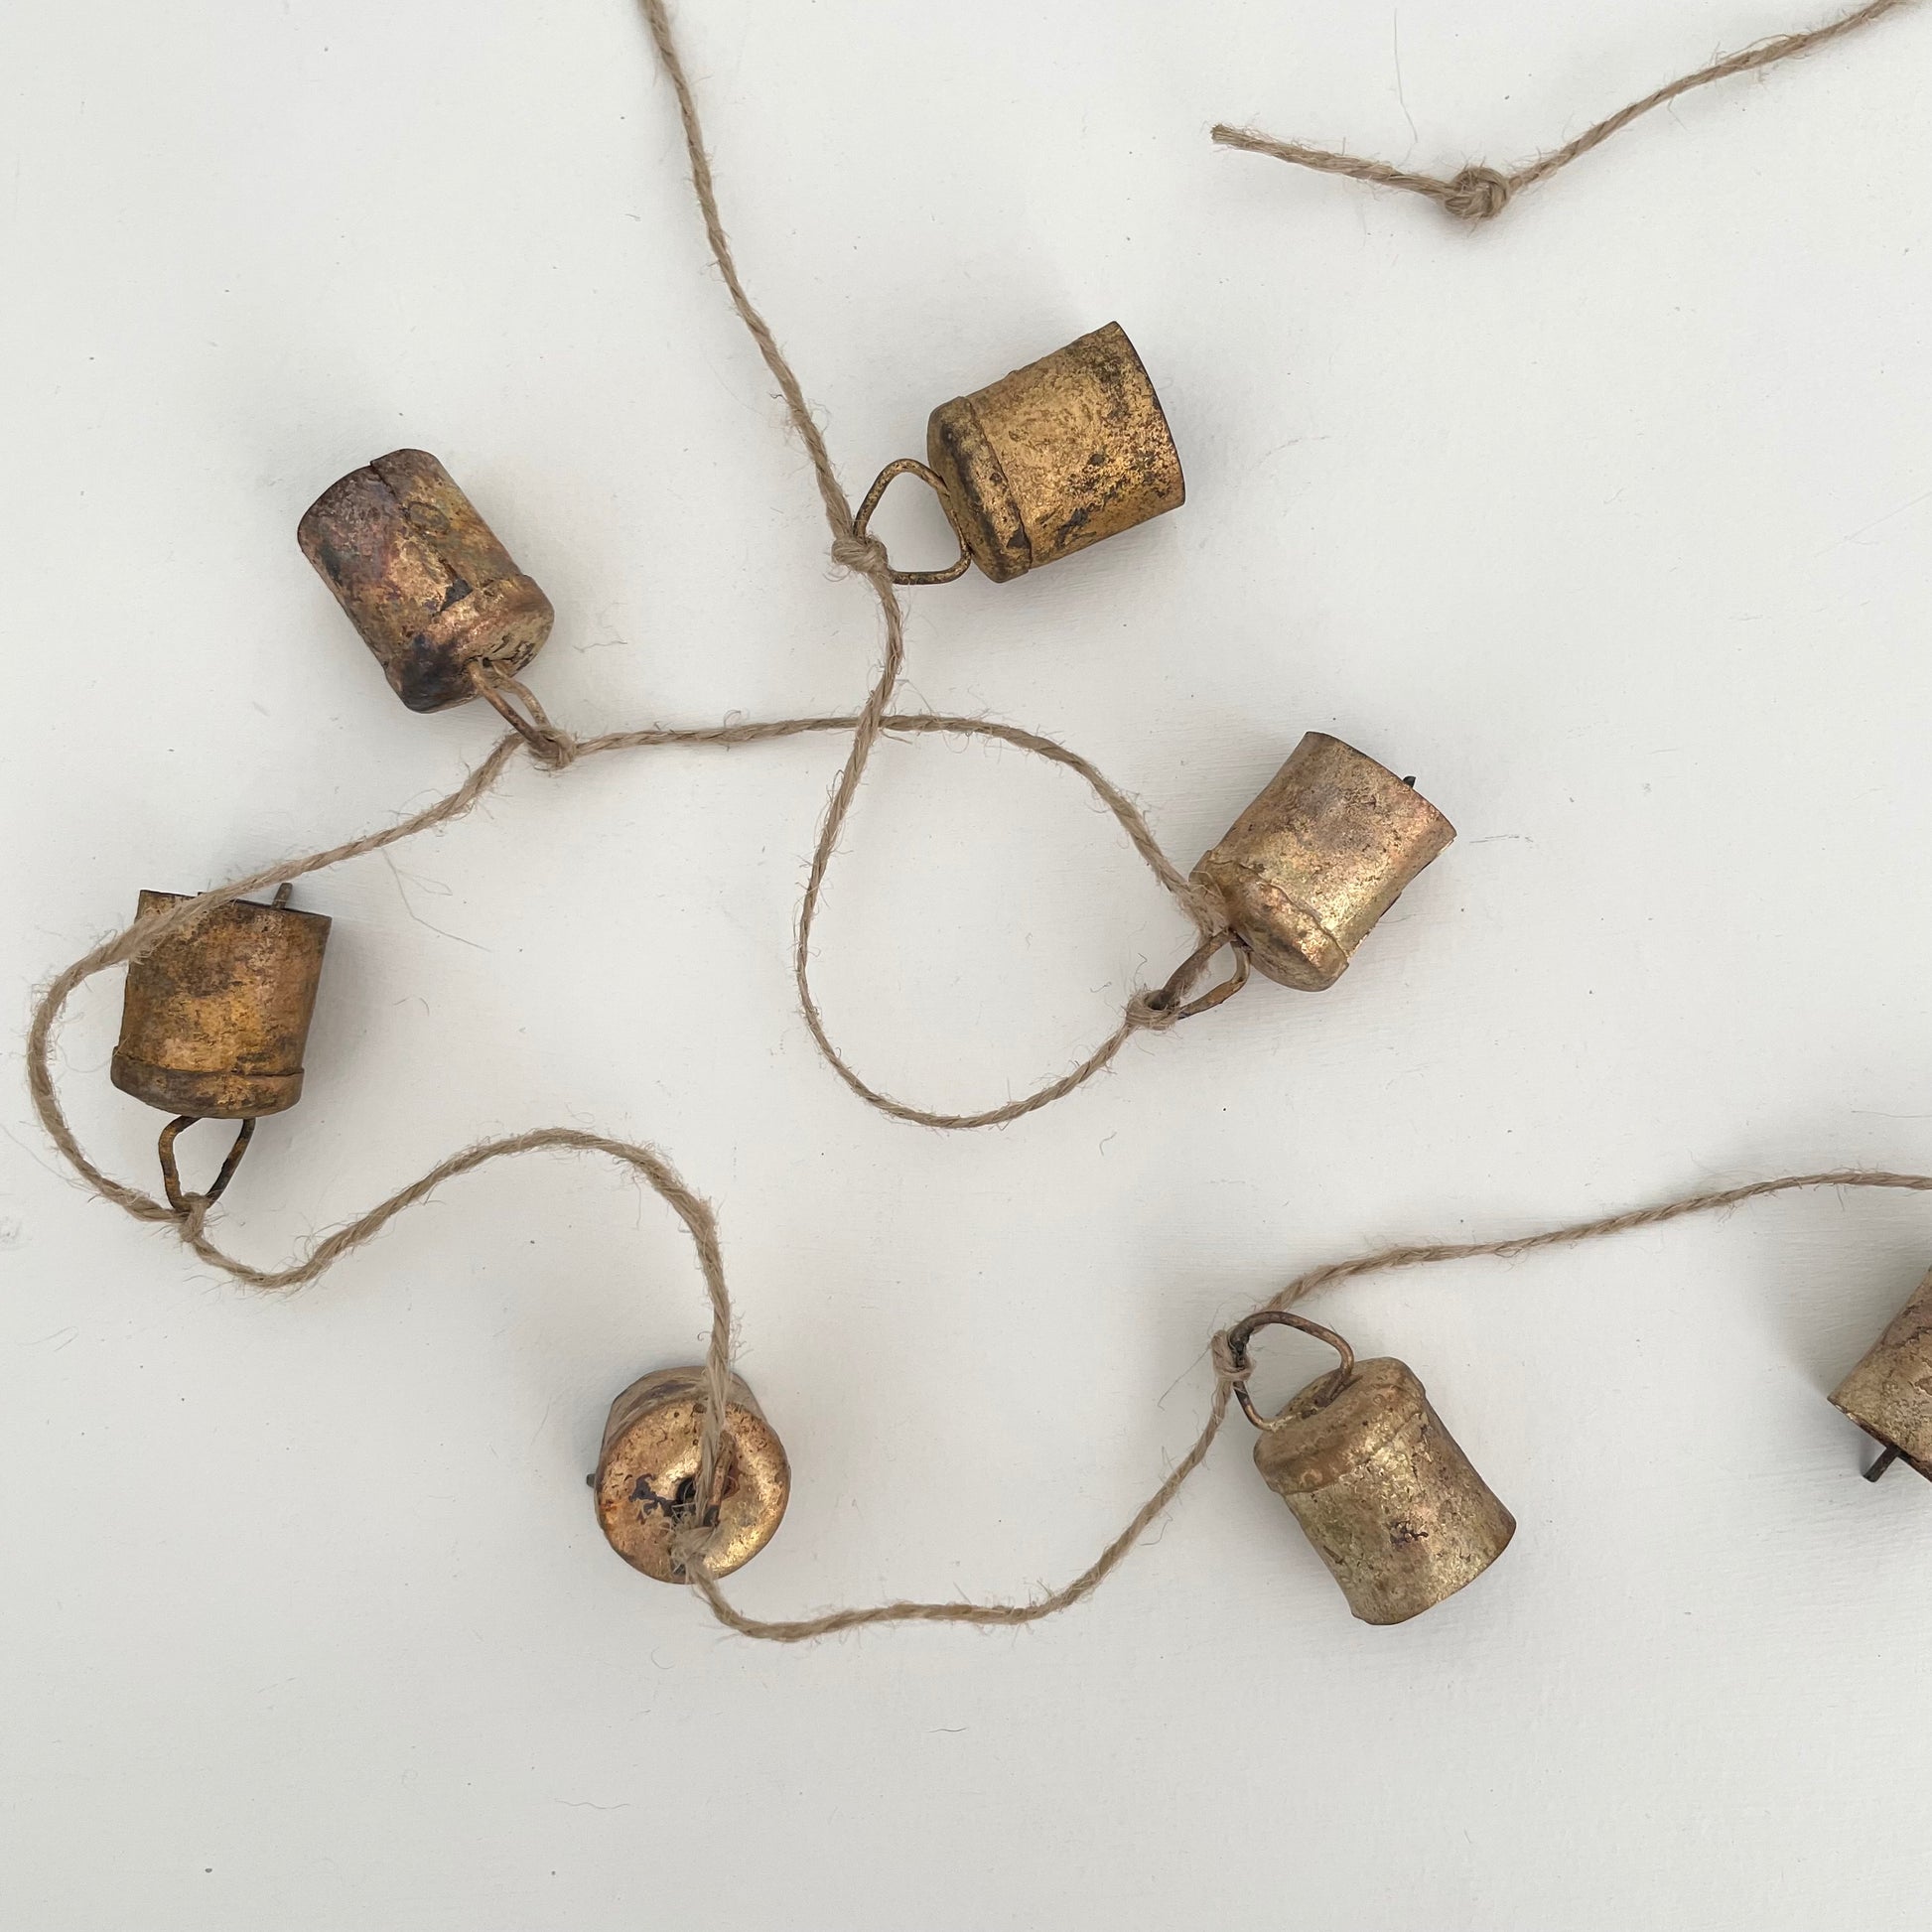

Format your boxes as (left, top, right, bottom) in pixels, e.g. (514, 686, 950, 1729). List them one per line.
(113, 885, 331, 1209)
(593, 1367, 790, 1583)
(853, 323, 1184, 585)
(1193, 733, 1454, 992)
(114, 888, 330, 1122)
(1227, 1311, 1514, 1625)
(298, 448, 554, 712)
(1832, 1267, 1932, 1481)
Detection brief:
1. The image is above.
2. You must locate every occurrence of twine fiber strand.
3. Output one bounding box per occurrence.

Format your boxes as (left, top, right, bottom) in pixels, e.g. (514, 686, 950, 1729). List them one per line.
(1212, 0, 1917, 221)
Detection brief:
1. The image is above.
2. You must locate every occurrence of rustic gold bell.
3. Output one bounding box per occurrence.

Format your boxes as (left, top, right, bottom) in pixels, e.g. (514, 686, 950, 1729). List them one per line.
(853, 323, 1184, 585)
(113, 888, 330, 1122)
(593, 1367, 790, 1582)
(1194, 733, 1455, 991)
(1227, 1311, 1514, 1624)
(112, 886, 331, 1212)
(298, 448, 554, 713)
(1831, 1267, 1932, 1481)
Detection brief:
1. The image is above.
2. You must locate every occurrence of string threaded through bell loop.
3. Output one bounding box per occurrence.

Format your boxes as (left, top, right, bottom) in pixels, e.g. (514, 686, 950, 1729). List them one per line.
(471, 663, 581, 768)
(830, 531, 891, 575)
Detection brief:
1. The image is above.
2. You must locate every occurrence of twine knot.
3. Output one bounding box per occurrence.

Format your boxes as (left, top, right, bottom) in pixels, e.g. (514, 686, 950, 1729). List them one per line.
(1126, 925, 1248, 1036)
(1126, 986, 1185, 1034)
(1441, 166, 1514, 221)
(523, 724, 582, 771)
(830, 531, 891, 576)
(1210, 1329, 1246, 1383)
(173, 1193, 210, 1242)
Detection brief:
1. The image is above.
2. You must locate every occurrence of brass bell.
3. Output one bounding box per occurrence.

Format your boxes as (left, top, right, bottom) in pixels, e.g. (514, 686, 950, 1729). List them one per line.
(593, 1367, 790, 1582)
(1227, 1311, 1514, 1624)
(298, 448, 555, 714)
(1831, 1266, 1932, 1481)
(1194, 733, 1455, 991)
(112, 886, 331, 1209)
(853, 323, 1184, 585)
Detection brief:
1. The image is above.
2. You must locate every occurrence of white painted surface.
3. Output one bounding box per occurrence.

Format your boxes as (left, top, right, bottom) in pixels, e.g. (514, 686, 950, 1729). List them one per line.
(4, 3, 1930, 1924)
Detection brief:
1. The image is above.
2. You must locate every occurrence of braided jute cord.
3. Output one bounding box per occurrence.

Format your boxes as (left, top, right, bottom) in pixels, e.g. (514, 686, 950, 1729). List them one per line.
(1213, 0, 1917, 223)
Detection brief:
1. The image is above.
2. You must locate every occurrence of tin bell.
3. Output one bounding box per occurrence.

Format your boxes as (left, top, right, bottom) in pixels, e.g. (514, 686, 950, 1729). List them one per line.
(1194, 733, 1455, 992)
(1226, 1311, 1514, 1624)
(593, 1367, 790, 1582)
(1831, 1266, 1932, 1481)
(112, 886, 331, 1210)
(298, 449, 555, 718)
(851, 323, 1184, 585)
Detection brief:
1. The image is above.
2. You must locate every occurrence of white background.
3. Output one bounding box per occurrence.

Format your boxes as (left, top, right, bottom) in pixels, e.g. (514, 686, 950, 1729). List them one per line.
(4, 1, 1930, 1925)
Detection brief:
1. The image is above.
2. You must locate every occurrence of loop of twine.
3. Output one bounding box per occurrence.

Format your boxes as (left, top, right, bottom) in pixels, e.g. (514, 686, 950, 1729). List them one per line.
(1208, 1328, 1245, 1384)
(1212, 0, 1917, 223)
(1124, 989, 1185, 1035)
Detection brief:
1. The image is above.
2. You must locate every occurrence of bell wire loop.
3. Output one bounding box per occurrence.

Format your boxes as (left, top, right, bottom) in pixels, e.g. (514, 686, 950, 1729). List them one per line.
(470, 661, 570, 758)
(1224, 1308, 1359, 1431)
(851, 458, 973, 586)
(156, 1114, 258, 1217)
(1147, 932, 1251, 1025)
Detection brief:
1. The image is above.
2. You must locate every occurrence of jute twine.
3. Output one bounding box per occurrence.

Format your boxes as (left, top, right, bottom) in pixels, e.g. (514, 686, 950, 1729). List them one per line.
(23, 705, 1212, 1535)
(1214, 0, 1917, 223)
(29, 0, 1236, 1529)
(26, 0, 1929, 1638)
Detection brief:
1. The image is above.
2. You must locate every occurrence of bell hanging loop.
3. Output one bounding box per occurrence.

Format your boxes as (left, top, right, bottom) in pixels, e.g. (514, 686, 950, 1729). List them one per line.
(156, 1114, 257, 1216)
(849, 459, 973, 586)
(469, 660, 575, 763)
(1224, 1307, 1358, 1429)
(1141, 931, 1253, 1029)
